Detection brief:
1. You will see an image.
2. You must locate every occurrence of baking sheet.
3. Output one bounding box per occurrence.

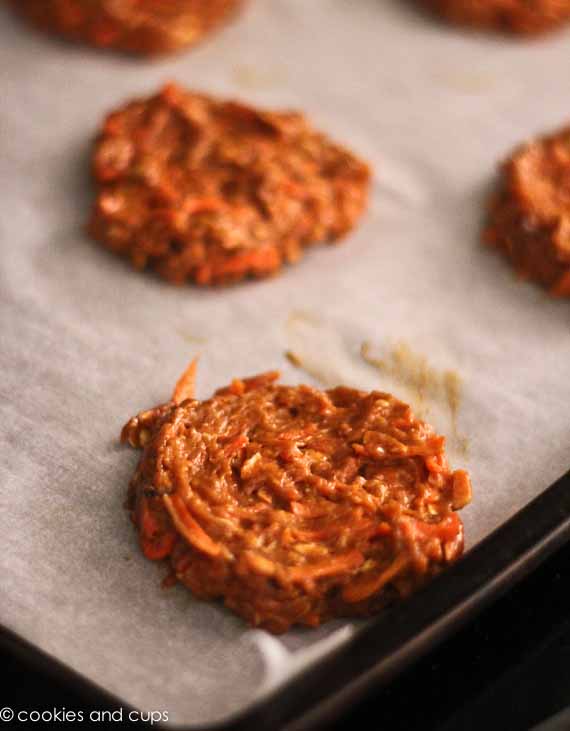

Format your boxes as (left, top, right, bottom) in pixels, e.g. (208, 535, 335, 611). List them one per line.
(2, 0, 570, 725)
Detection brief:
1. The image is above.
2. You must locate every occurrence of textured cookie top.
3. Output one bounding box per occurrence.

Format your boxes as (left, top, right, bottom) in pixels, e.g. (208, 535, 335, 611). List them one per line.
(420, 0, 570, 35)
(505, 127, 570, 220)
(90, 84, 370, 285)
(9, 0, 244, 55)
(485, 125, 570, 296)
(123, 367, 471, 633)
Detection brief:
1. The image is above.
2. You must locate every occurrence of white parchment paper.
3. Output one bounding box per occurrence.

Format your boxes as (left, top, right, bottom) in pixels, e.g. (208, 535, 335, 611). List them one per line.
(1, 0, 570, 725)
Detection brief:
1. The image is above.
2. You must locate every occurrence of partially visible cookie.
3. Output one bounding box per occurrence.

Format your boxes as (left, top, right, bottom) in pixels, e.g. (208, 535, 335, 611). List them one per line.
(89, 84, 370, 286)
(485, 125, 570, 297)
(420, 0, 570, 35)
(8, 0, 244, 55)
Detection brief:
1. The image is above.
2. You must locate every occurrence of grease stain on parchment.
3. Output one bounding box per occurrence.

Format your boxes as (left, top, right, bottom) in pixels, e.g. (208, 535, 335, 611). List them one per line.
(176, 328, 208, 346)
(361, 341, 435, 416)
(286, 310, 322, 329)
(284, 350, 302, 368)
(283, 313, 469, 458)
(284, 310, 353, 388)
(285, 311, 333, 385)
(443, 370, 469, 455)
(284, 349, 332, 386)
(361, 340, 469, 456)
(431, 69, 496, 94)
(233, 65, 286, 91)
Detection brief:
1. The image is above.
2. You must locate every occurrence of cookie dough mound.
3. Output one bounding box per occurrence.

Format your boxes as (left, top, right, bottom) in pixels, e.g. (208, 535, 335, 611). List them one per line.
(485, 125, 570, 296)
(122, 363, 471, 633)
(89, 84, 370, 285)
(420, 0, 570, 35)
(9, 0, 244, 55)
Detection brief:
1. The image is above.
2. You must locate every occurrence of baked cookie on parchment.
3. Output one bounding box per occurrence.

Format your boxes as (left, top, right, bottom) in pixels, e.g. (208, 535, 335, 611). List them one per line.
(122, 362, 472, 633)
(89, 84, 371, 285)
(420, 0, 570, 35)
(8, 0, 245, 55)
(485, 124, 570, 297)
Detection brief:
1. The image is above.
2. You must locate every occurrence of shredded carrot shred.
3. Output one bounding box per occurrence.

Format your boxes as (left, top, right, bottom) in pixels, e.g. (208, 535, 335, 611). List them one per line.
(342, 554, 409, 604)
(140, 531, 176, 561)
(289, 502, 329, 518)
(137, 495, 177, 559)
(403, 512, 461, 544)
(162, 494, 221, 557)
(224, 434, 249, 455)
(185, 197, 225, 215)
(195, 246, 281, 285)
(287, 550, 364, 582)
(426, 454, 448, 473)
(172, 358, 198, 404)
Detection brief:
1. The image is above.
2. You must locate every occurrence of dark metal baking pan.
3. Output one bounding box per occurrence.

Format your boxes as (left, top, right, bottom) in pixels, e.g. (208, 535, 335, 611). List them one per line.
(3, 467, 570, 730)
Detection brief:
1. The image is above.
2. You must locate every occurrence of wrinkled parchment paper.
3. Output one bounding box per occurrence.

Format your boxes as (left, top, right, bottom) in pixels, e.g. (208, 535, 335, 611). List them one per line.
(2, 0, 570, 725)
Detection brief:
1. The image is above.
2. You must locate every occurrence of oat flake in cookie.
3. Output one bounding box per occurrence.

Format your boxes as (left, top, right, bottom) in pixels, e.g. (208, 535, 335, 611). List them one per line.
(89, 84, 371, 285)
(485, 125, 570, 297)
(420, 0, 570, 35)
(121, 362, 472, 634)
(9, 0, 245, 56)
